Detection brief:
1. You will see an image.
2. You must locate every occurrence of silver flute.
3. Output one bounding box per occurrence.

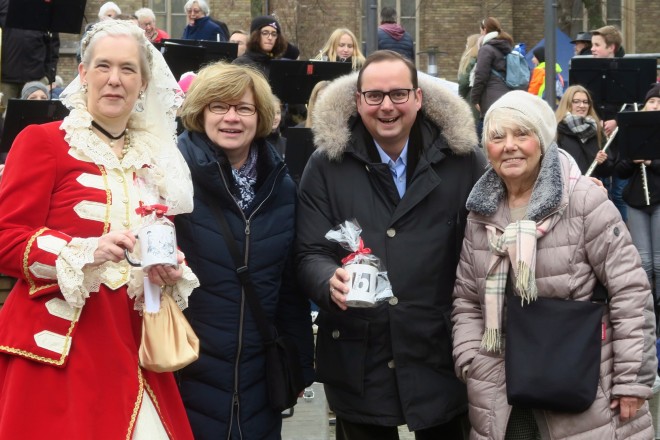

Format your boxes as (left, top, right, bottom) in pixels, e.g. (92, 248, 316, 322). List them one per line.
(641, 163, 651, 205)
(585, 127, 618, 177)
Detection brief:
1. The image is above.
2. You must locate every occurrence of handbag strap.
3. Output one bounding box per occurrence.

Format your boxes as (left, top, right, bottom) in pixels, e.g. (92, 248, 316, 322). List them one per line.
(202, 191, 277, 344)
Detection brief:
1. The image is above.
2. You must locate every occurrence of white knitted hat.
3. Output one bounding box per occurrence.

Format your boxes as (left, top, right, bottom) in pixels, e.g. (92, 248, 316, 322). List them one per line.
(485, 90, 556, 152)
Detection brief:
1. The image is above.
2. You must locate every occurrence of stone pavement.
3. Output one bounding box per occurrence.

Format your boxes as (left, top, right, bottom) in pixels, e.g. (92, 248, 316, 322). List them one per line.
(282, 383, 414, 440)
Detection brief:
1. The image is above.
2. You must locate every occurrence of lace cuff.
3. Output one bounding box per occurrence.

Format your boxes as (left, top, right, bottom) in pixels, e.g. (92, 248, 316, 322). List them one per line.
(128, 264, 200, 312)
(55, 237, 100, 308)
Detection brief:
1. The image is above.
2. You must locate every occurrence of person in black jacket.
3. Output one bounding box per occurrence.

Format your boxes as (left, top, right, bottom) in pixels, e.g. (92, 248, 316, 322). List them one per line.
(0, 0, 59, 111)
(471, 17, 513, 120)
(615, 83, 660, 301)
(555, 85, 613, 179)
(295, 50, 485, 439)
(377, 7, 415, 62)
(570, 31, 592, 56)
(175, 62, 314, 440)
(232, 16, 288, 79)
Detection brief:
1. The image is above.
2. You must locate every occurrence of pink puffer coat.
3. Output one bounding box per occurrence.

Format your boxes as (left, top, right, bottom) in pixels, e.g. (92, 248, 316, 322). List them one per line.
(452, 146, 656, 440)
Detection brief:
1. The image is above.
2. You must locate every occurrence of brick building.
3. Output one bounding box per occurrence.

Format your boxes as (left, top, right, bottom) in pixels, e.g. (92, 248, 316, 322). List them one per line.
(56, 0, 658, 86)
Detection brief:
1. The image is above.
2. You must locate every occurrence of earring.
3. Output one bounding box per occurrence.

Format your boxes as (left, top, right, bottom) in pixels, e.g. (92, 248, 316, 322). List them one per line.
(135, 90, 145, 113)
(81, 82, 88, 93)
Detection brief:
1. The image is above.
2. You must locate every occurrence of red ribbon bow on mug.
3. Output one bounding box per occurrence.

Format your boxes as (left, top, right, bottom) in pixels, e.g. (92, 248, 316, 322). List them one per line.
(341, 237, 372, 265)
(135, 202, 169, 217)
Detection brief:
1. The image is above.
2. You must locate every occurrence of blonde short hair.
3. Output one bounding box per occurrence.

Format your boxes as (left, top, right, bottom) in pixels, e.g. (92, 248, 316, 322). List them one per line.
(180, 62, 275, 139)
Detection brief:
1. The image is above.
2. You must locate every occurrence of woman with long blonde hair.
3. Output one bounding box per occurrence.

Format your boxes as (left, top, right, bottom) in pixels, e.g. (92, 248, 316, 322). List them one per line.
(555, 85, 612, 177)
(314, 28, 365, 71)
(458, 34, 480, 121)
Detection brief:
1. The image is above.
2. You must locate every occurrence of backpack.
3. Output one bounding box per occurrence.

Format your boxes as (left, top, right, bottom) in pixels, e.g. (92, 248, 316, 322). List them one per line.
(491, 50, 531, 90)
(555, 74, 565, 98)
(541, 73, 566, 100)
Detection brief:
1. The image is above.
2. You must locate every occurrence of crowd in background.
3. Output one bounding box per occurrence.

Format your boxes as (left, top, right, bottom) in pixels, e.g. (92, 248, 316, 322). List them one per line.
(0, 2, 658, 439)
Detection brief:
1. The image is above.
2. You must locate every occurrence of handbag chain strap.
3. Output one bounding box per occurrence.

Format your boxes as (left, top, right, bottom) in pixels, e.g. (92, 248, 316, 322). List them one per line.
(203, 190, 277, 344)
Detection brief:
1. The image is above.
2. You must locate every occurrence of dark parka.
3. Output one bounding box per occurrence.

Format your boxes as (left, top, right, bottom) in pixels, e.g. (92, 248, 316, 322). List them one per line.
(0, 0, 60, 84)
(556, 121, 613, 178)
(175, 132, 314, 440)
(295, 72, 486, 430)
(471, 36, 511, 117)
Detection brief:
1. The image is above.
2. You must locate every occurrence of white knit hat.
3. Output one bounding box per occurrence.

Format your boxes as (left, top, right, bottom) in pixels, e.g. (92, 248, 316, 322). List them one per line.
(485, 90, 556, 152)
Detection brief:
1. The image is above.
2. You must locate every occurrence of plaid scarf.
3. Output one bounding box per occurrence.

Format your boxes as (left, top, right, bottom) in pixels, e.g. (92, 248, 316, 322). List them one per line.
(482, 218, 552, 352)
(563, 113, 597, 144)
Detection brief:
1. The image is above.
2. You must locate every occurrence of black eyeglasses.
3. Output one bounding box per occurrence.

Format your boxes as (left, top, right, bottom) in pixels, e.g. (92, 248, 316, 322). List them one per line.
(360, 88, 415, 105)
(260, 31, 278, 38)
(208, 102, 257, 116)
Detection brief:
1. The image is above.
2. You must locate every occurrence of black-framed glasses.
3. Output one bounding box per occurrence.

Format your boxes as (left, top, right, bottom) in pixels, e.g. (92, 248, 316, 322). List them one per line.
(360, 88, 415, 105)
(208, 102, 257, 116)
(260, 31, 278, 38)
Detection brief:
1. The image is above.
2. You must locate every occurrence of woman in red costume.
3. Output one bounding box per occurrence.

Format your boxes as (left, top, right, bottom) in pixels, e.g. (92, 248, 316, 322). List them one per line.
(0, 20, 199, 439)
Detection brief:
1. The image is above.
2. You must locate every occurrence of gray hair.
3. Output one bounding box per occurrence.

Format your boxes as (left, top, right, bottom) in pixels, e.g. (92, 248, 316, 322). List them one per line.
(98, 2, 121, 20)
(81, 20, 152, 85)
(482, 108, 541, 153)
(184, 0, 210, 15)
(134, 8, 156, 22)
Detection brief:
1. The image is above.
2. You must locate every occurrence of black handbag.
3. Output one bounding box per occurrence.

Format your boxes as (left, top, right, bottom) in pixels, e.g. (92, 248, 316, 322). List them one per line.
(206, 197, 305, 412)
(505, 282, 607, 413)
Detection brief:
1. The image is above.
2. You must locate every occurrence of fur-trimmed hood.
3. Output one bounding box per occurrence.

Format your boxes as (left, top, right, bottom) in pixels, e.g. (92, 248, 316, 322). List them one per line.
(311, 71, 478, 161)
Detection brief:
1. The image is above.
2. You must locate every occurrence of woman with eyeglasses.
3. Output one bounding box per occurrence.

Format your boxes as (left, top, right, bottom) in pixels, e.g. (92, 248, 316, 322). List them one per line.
(175, 62, 314, 439)
(555, 85, 613, 178)
(232, 16, 288, 78)
(181, 0, 228, 42)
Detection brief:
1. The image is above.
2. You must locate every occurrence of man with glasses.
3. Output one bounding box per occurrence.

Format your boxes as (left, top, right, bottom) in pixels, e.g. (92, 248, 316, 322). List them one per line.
(296, 50, 485, 439)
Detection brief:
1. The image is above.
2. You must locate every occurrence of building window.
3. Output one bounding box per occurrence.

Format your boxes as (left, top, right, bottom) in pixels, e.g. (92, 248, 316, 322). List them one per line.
(568, 0, 633, 52)
(362, 0, 418, 62)
(150, 0, 188, 39)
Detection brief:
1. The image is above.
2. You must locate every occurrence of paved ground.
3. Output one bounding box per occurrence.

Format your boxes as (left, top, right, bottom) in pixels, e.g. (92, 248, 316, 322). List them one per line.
(282, 383, 415, 440)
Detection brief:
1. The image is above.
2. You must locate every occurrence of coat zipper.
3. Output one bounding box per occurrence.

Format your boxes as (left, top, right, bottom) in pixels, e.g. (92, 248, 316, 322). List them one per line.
(218, 162, 285, 439)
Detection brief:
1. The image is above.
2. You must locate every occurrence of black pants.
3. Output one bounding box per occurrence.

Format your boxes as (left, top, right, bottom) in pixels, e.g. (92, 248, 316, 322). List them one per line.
(336, 415, 467, 440)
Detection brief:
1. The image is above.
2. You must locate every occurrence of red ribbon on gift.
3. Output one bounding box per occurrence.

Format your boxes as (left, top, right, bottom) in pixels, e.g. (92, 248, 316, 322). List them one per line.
(341, 237, 372, 265)
(135, 202, 169, 217)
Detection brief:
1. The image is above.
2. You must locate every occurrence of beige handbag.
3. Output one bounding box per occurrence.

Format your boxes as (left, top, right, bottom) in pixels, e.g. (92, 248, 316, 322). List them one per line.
(139, 294, 200, 373)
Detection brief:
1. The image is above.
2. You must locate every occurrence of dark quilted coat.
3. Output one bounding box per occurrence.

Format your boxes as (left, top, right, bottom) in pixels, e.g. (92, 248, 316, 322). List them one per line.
(175, 130, 314, 440)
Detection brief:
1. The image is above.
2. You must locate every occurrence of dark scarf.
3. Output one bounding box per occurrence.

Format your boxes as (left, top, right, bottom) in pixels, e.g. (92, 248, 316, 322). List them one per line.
(230, 144, 258, 212)
(562, 113, 597, 144)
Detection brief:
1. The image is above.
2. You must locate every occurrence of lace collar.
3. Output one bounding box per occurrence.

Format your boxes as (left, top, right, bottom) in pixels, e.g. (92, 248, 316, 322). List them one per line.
(60, 107, 156, 170)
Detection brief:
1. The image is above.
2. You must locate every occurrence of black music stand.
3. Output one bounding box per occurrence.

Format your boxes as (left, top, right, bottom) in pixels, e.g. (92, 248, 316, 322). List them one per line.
(616, 110, 660, 160)
(6, 0, 86, 34)
(269, 60, 352, 104)
(160, 39, 238, 79)
(283, 127, 316, 184)
(0, 100, 69, 158)
(569, 57, 656, 120)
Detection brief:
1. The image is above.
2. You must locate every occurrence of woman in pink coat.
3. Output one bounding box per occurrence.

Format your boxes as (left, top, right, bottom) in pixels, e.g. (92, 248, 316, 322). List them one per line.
(452, 91, 656, 439)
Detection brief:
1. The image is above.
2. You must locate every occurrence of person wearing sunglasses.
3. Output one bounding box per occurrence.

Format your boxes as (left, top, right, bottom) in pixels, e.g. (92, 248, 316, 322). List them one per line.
(296, 50, 485, 439)
(233, 16, 288, 78)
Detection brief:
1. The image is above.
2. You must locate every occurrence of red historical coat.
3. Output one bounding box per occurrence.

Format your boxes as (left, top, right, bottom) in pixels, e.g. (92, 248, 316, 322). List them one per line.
(0, 122, 195, 439)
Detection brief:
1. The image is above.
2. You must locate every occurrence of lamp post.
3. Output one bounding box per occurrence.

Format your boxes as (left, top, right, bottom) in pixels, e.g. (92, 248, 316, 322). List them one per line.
(418, 47, 447, 77)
